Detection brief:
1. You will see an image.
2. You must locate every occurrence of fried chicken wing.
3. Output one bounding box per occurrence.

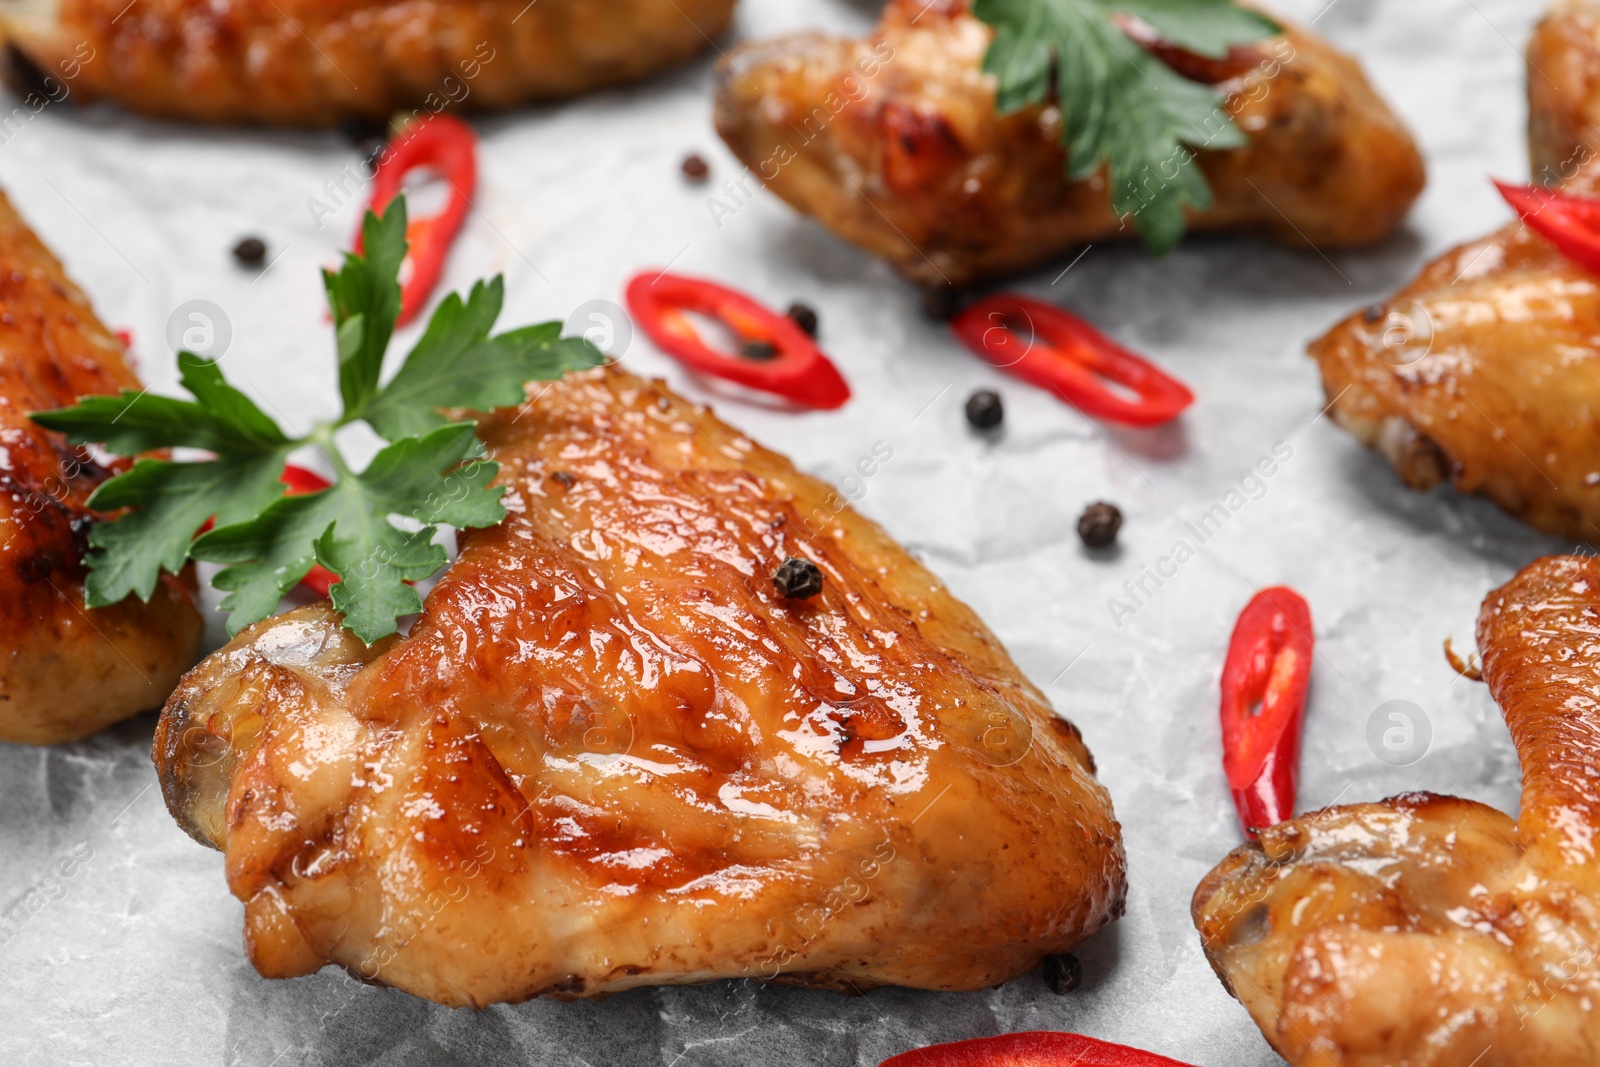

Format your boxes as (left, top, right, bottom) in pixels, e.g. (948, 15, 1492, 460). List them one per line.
(0, 190, 202, 744)
(0, 0, 736, 126)
(153, 366, 1126, 1006)
(1529, 0, 1600, 184)
(1308, 164, 1600, 543)
(1193, 554, 1600, 1067)
(712, 0, 1424, 289)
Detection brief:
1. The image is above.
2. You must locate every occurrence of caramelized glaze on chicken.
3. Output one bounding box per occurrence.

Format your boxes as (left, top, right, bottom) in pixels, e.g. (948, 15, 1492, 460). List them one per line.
(0, 189, 201, 744)
(1309, 164, 1600, 543)
(1529, 0, 1600, 184)
(712, 0, 1424, 288)
(154, 366, 1126, 1006)
(1194, 554, 1600, 1067)
(0, 0, 735, 126)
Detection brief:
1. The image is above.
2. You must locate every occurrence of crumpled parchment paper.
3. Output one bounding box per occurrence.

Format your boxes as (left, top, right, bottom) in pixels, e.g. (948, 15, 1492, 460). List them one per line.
(0, 0, 1563, 1062)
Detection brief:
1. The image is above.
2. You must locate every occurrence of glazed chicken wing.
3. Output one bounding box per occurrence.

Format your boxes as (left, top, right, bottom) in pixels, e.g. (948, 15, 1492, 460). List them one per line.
(1309, 164, 1600, 543)
(712, 0, 1424, 289)
(153, 366, 1126, 1006)
(1193, 554, 1600, 1067)
(0, 0, 735, 126)
(0, 189, 202, 744)
(1529, 0, 1600, 184)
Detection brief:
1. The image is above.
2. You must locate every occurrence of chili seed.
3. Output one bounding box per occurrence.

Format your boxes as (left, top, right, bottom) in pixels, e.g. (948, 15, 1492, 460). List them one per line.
(787, 302, 819, 337)
(681, 153, 710, 182)
(965, 389, 1003, 431)
(1043, 953, 1082, 994)
(773, 557, 824, 600)
(919, 285, 961, 322)
(741, 339, 778, 361)
(339, 115, 388, 147)
(232, 237, 267, 267)
(1077, 502, 1122, 550)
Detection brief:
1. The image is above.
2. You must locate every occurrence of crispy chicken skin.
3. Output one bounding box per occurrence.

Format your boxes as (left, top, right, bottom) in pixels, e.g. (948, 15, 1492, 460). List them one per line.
(1529, 0, 1600, 185)
(153, 366, 1126, 1006)
(1309, 164, 1600, 543)
(0, 190, 202, 744)
(1194, 555, 1600, 1067)
(712, 0, 1424, 288)
(0, 0, 736, 126)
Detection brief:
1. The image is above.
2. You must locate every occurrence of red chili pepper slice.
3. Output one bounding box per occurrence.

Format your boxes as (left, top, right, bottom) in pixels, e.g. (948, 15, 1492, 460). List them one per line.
(1495, 179, 1600, 275)
(950, 295, 1193, 427)
(625, 271, 850, 409)
(279, 463, 331, 496)
(358, 114, 478, 327)
(279, 464, 340, 597)
(1220, 586, 1314, 838)
(880, 1031, 1200, 1067)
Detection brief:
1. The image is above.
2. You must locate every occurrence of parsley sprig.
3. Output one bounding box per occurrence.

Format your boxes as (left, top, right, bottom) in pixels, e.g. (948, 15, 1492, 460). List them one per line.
(34, 197, 603, 643)
(973, 0, 1279, 253)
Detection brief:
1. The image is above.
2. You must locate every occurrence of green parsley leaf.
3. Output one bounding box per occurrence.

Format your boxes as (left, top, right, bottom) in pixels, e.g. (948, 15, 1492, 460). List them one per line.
(32, 352, 290, 455)
(317, 525, 445, 643)
(190, 422, 504, 642)
(973, 0, 1278, 253)
(82, 454, 288, 605)
(360, 276, 605, 441)
(324, 199, 406, 413)
(1115, 0, 1279, 58)
(33, 193, 593, 643)
(189, 490, 341, 634)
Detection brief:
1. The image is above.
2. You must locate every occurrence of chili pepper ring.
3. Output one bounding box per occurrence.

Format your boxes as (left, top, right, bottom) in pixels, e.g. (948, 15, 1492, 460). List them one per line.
(950, 294, 1193, 427)
(625, 271, 850, 409)
(1218, 586, 1315, 838)
(357, 114, 478, 327)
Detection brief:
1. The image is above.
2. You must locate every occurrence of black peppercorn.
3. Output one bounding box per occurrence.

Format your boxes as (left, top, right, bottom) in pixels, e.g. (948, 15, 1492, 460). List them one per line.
(681, 153, 710, 181)
(1077, 502, 1122, 549)
(740, 339, 778, 361)
(772, 557, 823, 599)
(1043, 953, 1082, 994)
(965, 389, 1003, 430)
(232, 237, 267, 267)
(1363, 303, 1385, 323)
(787, 302, 819, 337)
(919, 285, 961, 322)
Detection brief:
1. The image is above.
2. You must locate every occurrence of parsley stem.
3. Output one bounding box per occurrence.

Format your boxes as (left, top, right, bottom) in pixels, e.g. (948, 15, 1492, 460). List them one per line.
(307, 423, 355, 485)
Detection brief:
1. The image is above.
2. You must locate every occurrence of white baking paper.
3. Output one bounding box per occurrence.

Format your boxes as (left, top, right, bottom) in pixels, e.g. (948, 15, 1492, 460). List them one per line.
(0, 0, 1562, 1063)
